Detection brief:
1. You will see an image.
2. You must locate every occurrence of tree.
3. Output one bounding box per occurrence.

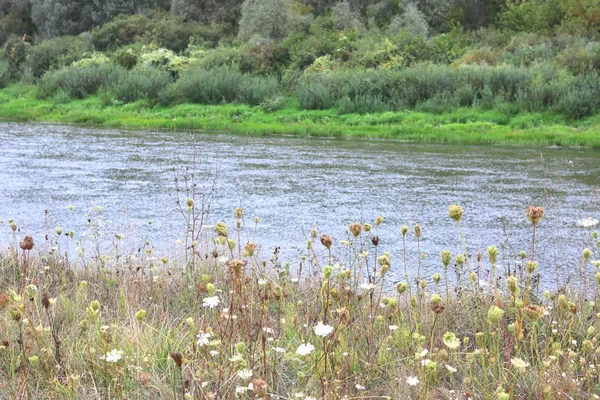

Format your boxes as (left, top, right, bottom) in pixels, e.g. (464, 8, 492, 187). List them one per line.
(238, 0, 295, 41)
(170, 0, 243, 24)
(29, 0, 96, 38)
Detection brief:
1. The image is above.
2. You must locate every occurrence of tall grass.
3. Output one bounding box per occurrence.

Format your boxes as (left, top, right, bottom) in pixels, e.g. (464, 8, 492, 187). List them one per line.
(0, 201, 599, 399)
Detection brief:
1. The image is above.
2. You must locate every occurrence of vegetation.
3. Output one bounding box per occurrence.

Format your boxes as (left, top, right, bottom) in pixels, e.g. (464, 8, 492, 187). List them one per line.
(1, 198, 599, 398)
(0, 0, 599, 144)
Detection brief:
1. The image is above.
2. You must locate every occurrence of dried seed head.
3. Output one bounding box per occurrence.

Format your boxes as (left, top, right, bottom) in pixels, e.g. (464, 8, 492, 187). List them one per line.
(400, 225, 409, 236)
(526, 261, 538, 274)
(448, 205, 464, 222)
(251, 378, 267, 399)
(414, 224, 421, 238)
(320, 234, 333, 249)
(41, 293, 50, 309)
(19, 236, 34, 251)
(506, 275, 519, 295)
(371, 236, 380, 246)
(215, 222, 228, 237)
(244, 242, 256, 257)
(524, 304, 544, 322)
(170, 352, 183, 369)
(349, 222, 362, 237)
(526, 205, 544, 225)
(487, 246, 498, 265)
(487, 305, 505, 324)
(235, 207, 243, 219)
(441, 250, 452, 267)
(363, 223, 372, 232)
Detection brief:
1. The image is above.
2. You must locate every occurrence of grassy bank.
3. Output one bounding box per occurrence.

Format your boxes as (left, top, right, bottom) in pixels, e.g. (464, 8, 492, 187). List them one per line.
(1, 84, 600, 147)
(0, 204, 599, 399)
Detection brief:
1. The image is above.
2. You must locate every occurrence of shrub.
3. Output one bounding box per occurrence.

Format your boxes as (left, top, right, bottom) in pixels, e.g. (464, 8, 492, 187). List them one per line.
(0, 37, 29, 78)
(0, 60, 10, 88)
(331, 1, 364, 31)
(23, 35, 91, 78)
(113, 66, 173, 103)
(38, 63, 126, 99)
(167, 66, 282, 106)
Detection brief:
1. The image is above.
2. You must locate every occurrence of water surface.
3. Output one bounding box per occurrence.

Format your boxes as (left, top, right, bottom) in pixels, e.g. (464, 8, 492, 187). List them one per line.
(1, 122, 599, 286)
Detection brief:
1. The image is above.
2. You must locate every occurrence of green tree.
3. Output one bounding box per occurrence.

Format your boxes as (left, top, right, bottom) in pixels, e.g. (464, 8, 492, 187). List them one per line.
(170, 0, 243, 24)
(238, 0, 295, 41)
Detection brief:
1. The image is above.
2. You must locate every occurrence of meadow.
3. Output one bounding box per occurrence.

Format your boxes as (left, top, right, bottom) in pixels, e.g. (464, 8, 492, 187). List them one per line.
(1, 201, 599, 399)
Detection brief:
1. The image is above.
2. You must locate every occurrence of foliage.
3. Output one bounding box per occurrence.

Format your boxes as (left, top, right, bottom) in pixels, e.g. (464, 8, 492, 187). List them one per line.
(389, 3, 429, 37)
(238, 0, 296, 41)
(23, 35, 91, 78)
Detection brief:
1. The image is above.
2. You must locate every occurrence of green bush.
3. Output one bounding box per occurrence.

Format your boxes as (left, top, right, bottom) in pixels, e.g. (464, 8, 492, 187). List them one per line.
(24, 36, 92, 78)
(113, 66, 173, 103)
(38, 63, 126, 99)
(0, 60, 10, 88)
(166, 66, 281, 106)
(0, 37, 30, 78)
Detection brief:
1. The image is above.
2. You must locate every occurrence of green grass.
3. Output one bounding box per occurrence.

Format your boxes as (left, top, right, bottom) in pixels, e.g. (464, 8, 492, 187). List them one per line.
(1, 84, 599, 147)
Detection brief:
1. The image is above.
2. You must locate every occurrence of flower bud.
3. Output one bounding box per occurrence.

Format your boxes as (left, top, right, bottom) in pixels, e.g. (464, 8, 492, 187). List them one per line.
(487, 306, 505, 324)
(448, 205, 464, 222)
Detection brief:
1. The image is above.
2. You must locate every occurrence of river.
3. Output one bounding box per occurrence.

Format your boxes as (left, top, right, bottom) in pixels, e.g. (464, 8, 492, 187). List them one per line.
(1, 122, 598, 288)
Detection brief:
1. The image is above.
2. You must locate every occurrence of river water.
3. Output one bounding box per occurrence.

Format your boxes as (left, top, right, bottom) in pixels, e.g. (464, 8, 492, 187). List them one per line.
(1, 122, 599, 287)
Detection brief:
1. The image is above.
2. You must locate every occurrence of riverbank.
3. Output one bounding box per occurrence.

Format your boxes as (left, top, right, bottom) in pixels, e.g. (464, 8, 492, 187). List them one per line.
(1, 206, 599, 399)
(1, 84, 600, 147)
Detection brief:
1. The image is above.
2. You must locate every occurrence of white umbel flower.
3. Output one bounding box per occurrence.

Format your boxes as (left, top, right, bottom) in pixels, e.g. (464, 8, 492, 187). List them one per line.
(579, 218, 599, 228)
(406, 376, 419, 386)
(296, 342, 315, 355)
(203, 296, 220, 308)
(104, 349, 124, 363)
(314, 321, 334, 337)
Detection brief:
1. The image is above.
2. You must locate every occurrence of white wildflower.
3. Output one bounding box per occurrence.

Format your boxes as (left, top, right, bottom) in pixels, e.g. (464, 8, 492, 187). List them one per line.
(314, 321, 334, 337)
(237, 369, 253, 380)
(296, 342, 315, 356)
(104, 349, 124, 363)
(578, 218, 599, 228)
(203, 296, 220, 308)
(406, 376, 419, 386)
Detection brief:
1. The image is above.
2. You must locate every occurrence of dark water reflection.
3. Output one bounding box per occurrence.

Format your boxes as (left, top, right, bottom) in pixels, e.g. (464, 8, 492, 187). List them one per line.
(1, 122, 599, 288)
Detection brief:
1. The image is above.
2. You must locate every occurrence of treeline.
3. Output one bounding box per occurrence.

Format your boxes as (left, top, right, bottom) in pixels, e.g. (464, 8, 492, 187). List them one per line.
(1, 0, 599, 119)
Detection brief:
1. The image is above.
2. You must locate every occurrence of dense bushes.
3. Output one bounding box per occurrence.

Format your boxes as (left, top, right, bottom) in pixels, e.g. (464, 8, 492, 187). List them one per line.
(296, 65, 600, 118)
(23, 35, 92, 78)
(38, 63, 126, 99)
(161, 66, 281, 105)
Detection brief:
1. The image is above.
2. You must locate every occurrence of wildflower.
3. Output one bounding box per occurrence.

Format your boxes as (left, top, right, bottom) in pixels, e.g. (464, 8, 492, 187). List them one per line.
(356, 384, 365, 390)
(578, 218, 599, 228)
(510, 357, 530, 371)
(314, 322, 334, 337)
(400, 225, 409, 236)
(104, 349, 124, 363)
(406, 376, 420, 386)
(445, 364, 457, 373)
(296, 342, 315, 356)
(197, 332, 212, 346)
(203, 296, 220, 308)
(418, 349, 429, 358)
(272, 347, 286, 353)
(442, 332, 461, 350)
(237, 369, 253, 380)
(360, 283, 375, 290)
(235, 386, 250, 395)
(388, 325, 399, 331)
